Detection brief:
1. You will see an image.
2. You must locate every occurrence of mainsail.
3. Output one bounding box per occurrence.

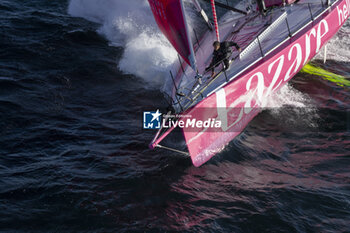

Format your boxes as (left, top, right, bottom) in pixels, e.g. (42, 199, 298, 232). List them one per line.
(148, 0, 197, 71)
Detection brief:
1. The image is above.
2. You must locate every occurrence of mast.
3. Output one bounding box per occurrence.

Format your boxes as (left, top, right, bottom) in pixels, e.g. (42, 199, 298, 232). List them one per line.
(210, 0, 220, 41)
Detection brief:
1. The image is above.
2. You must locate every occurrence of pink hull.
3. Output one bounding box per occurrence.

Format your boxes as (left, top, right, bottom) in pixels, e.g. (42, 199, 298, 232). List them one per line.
(183, 0, 350, 167)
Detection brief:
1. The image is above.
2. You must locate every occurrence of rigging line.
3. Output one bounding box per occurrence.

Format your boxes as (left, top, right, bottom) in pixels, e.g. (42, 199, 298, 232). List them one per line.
(202, 0, 247, 15)
(210, 0, 220, 41)
(150, 110, 172, 145)
(156, 144, 190, 156)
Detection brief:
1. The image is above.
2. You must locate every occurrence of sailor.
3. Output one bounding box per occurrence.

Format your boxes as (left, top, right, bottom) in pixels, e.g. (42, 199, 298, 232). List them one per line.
(206, 41, 241, 78)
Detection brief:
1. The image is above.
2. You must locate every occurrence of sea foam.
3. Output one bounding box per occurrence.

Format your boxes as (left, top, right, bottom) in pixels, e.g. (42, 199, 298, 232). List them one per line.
(68, 0, 177, 85)
(67, 0, 347, 115)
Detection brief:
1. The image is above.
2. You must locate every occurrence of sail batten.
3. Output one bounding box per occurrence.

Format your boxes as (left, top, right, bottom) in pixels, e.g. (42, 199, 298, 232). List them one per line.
(148, 0, 197, 71)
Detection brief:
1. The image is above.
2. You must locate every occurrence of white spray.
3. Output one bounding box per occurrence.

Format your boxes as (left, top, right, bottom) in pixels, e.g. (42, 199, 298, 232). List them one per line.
(67, 0, 345, 122)
(68, 0, 177, 86)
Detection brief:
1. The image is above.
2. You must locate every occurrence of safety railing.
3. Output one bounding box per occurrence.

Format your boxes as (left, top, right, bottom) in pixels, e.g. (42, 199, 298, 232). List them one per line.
(166, 0, 335, 114)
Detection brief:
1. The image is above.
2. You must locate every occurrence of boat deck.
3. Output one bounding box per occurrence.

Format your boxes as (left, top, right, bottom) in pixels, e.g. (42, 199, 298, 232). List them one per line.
(166, 0, 332, 113)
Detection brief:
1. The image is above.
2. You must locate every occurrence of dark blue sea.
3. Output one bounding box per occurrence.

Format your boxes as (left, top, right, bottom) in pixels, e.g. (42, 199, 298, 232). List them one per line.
(0, 0, 349, 232)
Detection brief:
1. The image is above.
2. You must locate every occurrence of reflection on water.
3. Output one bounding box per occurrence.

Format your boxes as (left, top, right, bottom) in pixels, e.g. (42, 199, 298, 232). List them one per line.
(0, 0, 349, 232)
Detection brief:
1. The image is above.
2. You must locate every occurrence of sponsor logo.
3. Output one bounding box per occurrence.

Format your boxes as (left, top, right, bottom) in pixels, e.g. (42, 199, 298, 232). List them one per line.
(143, 111, 222, 130)
(162, 117, 221, 129)
(143, 110, 162, 129)
(337, 0, 350, 26)
(216, 18, 330, 132)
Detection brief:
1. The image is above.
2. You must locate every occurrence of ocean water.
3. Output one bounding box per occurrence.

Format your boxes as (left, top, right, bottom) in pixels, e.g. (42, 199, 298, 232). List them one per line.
(0, 0, 349, 232)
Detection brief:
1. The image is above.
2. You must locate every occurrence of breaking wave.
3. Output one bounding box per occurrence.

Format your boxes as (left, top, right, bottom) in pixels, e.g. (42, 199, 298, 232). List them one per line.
(68, 0, 177, 85)
(68, 0, 347, 121)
